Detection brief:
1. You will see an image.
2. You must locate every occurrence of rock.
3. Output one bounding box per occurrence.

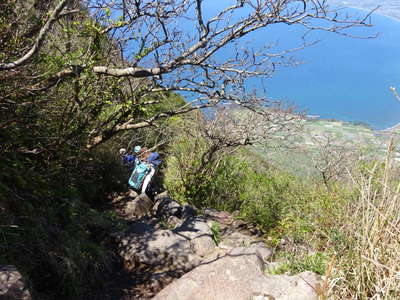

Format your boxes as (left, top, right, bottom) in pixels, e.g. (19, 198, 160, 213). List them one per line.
(203, 209, 234, 229)
(218, 233, 272, 262)
(125, 222, 157, 235)
(219, 231, 255, 249)
(231, 219, 248, 230)
(191, 235, 216, 258)
(110, 189, 138, 204)
(254, 271, 324, 300)
(228, 245, 272, 263)
(152, 247, 265, 300)
(118, 228, 200, 271)
(152, 250, 323, 300)
(154, 191, 170, 201)
(174, 217, 216, 257)
(165, 215, 183, 229)
(174, 216, 212, 238)
(0, 265, 31, 300)
(181, 204, 197, 219)
(249, 242, 273, 263)
(124, 193, 153, 218)
(153, 197, 182, 219)
(128, 189, 139, 199)
(149, 272, 175, 291)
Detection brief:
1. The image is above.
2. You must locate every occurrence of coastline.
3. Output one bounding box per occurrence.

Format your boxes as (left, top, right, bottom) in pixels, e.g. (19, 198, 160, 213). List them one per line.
(330, 3, 400, 23)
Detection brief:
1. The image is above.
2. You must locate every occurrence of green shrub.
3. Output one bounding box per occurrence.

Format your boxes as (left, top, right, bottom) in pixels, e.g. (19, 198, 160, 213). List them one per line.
(210, 221, 221, 245)
(165, 128, 291, 230)
(271, 252, 327, 276)
(238, 172, 292, 230)
(0, 148, 127, 299)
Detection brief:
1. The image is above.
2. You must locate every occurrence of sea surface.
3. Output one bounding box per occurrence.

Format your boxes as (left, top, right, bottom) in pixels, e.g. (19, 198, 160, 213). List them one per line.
(198, 1, 400, 129)
(243, 10, 400, 130)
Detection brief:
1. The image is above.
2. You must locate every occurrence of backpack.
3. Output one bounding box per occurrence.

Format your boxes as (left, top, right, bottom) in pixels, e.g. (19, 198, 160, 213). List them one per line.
(122, 154, 137, 169)
(148, 152, 162, 167)
(128, 161, 150, 190)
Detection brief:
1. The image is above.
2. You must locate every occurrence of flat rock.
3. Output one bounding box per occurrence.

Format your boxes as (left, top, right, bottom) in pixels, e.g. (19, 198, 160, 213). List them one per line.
(229, 245, 272, 263)
(219, 231, 256, 249)
(152, 250, 323, 300)
(118, 228, 200, 271)
(174, 217, 216, 257)
(174, 216, 212, 238)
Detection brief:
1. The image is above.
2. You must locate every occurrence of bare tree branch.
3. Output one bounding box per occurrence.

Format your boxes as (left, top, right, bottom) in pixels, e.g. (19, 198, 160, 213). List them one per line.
(0, 0, 72, 70)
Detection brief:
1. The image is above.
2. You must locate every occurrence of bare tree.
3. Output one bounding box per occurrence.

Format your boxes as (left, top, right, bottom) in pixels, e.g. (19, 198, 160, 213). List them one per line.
(170, 104, 299, 179)
(0, 0, 376, 149)
(311, 133, 356, 188)
(164, 104, 300, 202)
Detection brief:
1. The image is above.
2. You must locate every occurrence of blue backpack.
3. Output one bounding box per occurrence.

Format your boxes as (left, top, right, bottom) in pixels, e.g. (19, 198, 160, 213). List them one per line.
(148, 152, 162, 167)
(128, 161, 150, 190)
(122, 154, 137, 169)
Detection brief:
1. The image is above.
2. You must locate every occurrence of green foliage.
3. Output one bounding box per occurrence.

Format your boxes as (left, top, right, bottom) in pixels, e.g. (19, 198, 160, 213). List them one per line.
(238, 172, 291, 229)
(0, 148, 127, 299)
(0, 2, 187, 297)
(210, 221, 221, 245)
(271, 252, 327, 276)
(164, 116, 291, 230)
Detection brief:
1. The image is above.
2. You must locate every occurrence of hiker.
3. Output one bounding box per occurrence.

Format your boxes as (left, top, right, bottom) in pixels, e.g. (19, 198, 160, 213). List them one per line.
(137, 147, 154, 194)
(119, 145, 141, 169)
(141, 151, 162, 195)
(127, 147, 151, 193)
(125, 146, 162, 196)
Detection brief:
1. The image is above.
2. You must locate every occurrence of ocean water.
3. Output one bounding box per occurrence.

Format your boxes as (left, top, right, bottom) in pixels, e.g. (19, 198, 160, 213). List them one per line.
(244, 11, 400, 129)
(173, 2, 400, 129)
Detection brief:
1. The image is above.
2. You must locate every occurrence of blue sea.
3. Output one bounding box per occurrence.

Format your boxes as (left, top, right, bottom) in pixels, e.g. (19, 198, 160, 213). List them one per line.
(242, 11, 400, 130)
(197, 2, 400, 129)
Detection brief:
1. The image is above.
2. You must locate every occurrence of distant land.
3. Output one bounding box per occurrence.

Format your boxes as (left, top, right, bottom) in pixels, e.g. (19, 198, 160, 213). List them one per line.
(254, 117, 400, 179)
(329, 0, 400, 21)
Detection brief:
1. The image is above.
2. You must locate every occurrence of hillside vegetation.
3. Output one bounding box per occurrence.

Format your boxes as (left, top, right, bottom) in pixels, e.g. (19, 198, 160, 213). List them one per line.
(0, 1, 183, 298)
(163, 114, 400, 299)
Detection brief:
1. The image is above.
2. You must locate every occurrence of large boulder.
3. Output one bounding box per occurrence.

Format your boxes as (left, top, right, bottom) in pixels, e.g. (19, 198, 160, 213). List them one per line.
(0, 265, 31, 300)
(152, 248, 323, 300)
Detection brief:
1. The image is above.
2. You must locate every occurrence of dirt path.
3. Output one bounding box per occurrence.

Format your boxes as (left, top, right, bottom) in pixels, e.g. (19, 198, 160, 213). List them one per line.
(81, 191, 179, 300)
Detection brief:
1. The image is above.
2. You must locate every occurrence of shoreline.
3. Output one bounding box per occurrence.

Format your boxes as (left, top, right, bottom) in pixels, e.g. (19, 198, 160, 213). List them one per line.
(330, 2, 400, 22)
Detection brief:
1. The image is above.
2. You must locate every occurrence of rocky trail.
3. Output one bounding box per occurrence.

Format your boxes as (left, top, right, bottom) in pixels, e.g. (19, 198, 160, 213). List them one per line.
(1, 190, 326, 300)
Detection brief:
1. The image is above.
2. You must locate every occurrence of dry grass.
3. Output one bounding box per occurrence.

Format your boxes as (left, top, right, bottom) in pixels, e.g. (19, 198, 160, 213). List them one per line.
(332, 138, 400, 299)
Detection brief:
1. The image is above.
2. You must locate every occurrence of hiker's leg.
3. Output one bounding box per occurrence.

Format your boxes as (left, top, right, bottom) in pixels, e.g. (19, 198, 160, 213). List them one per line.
(141, 167, 155, 194)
